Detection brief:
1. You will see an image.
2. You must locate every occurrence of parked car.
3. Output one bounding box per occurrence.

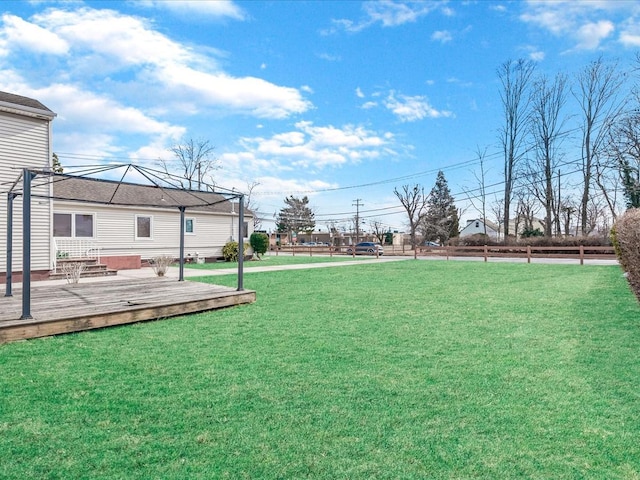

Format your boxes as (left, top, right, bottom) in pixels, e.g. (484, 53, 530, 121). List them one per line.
(424, 241, 440, 247)
(346, 242, 384, 255)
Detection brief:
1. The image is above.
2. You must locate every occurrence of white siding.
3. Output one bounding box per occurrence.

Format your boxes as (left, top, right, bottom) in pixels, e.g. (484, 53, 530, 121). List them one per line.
(459, 220, 498, 239)
(53, 202, 253, 260)
(0, 111, 52, 273)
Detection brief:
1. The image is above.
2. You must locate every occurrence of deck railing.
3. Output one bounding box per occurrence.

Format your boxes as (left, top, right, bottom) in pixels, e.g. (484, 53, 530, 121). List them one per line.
(53, 238, 101, 272)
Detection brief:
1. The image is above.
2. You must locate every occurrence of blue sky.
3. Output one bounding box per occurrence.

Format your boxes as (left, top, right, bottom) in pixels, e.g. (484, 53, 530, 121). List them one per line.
(1, 1, 639, 232)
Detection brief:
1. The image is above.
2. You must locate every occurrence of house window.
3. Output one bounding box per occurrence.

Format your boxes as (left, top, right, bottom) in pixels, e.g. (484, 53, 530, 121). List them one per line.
(53, 213, 72, 237)
(185, 218, 194, 234)
(475, 221, 480, 228)
(75, 214, 94, 237)
(243, 221, 249, 239)
(136, 215, 152, 239)
(53, 212, 94, 238)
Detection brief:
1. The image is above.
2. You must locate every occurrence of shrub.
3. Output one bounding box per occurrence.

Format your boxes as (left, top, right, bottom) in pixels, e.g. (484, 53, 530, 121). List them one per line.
(61, 262, 85, 284)
(456, 233, 492, 246)
(521, 227, 544, 238)
(612, 208, 640, 301)
(222, 241, 249, 262)
(250, 232, 269, 259)
(150, 255, 174, 277)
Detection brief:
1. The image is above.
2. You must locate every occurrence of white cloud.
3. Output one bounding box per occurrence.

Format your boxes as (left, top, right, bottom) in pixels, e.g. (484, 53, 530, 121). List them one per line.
(431, 30, 453, 43)
(361, 101, 378, 109)
(165, 67, 310, 118)
(318, 52, 341, 61)
(328, 0, 449, 33)
(620, 20, 640, 47)
(529, 50, 545, 61)
(363, 1, 438, 28)
(356, 87, 365, 98)
(0, 72, 185, 159)
(575, 20, 615, 50)
(520, 0, 637, 50)
(220, 121, 395, 172)
(142, 0, 246, 21)
(384, 91, 453, 122)
(1, 7, 311, 119)
(0, 13, 68, 55)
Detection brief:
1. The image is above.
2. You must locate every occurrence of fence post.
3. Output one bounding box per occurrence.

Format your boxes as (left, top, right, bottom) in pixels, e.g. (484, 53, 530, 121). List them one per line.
(527, 245, 531, 264)
(483, 245, 488, 262)
(580, 245, 584, 265)
(446, 246, 449, 261)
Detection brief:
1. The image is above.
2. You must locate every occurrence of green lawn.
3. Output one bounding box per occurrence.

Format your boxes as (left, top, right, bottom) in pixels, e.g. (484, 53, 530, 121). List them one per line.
(1, 261, 639, 479)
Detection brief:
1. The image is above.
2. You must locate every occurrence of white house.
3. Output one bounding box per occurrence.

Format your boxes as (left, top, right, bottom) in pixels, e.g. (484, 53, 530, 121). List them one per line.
(0, 90, 252, 282)
(0, 91, 56, 281)
(459, 219, 499, 240)
(52, 175, 253, 269)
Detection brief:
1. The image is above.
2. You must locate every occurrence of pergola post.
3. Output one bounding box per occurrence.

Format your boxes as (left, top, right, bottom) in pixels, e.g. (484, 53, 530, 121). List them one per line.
(178, 206, 185, 282)
(5, 192, 17, 297)
(237, 195, 244, 291)
(21, 169, 34, 319)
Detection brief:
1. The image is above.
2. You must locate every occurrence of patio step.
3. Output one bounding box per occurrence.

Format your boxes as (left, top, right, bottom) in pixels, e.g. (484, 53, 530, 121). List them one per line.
(50, 258, 118, 280)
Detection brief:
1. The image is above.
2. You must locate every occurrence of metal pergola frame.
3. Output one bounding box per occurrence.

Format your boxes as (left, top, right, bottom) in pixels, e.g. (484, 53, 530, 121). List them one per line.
(4, 165, 246, 320)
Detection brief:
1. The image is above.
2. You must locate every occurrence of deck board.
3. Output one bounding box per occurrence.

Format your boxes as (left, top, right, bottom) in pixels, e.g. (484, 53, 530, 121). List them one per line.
(0, 278, 255, 343)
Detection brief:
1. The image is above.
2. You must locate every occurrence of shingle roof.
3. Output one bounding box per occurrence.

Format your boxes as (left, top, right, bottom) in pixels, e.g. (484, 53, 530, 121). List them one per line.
(52, 175, 251, 216)
(0, 91, 54, 113)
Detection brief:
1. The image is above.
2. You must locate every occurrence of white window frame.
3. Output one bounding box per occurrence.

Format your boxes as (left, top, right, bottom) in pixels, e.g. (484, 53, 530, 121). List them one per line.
(53, 212, 95, 238)
(135, 215, 153, 240)
(185, 217, 195, 235)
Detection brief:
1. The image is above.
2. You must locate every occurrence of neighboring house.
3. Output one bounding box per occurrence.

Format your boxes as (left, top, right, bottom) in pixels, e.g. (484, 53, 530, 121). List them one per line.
(52, 175, 253, 269)
(507, 217, 545, 237)
(0, 91, 56, 281)
(459, 219, 499, 240)
(0, 90, 251, 282)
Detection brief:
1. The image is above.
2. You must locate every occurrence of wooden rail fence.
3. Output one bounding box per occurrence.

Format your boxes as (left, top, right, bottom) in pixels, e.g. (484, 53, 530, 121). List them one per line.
(416, 245, 616, 265)
(269, 244, 616, 265)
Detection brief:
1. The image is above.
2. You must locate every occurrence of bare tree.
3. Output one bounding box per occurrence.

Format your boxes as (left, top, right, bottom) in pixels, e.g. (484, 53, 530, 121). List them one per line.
(515, 190, 540, 235)
(490, 197, 504, 241)
(370, 218, 388, 245)
(573, 57, 625, 235)
(159, 138, 218, 190)
(463, 146, 489, 236)
(245, 181, 262, 230)
(559, 197, 577, 237)
(394, 184, 428, 248)
(498, 58, 536, 238)
(527, 72, 568, 237)
(605, 89, 640, 209)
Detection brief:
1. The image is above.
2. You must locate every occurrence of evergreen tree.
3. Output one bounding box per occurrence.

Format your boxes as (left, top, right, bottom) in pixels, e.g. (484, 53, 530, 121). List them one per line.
(421, 171, 459, 244)
(52, 153, 63, 173)
(275, 196, 315, 235)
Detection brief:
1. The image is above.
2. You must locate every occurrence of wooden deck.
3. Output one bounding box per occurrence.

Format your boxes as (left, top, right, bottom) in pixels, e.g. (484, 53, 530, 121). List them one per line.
(0, 278, 256, 344)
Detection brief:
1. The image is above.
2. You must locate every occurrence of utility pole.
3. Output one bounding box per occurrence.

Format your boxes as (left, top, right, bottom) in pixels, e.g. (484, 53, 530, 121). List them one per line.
(352, 199, 363, 243)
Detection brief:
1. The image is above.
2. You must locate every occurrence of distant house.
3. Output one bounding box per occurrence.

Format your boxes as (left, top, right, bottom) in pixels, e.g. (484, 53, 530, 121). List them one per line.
(507, 217, 545, 237)
(459, 219, 499, 240)
(0, 91, 56, 280)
